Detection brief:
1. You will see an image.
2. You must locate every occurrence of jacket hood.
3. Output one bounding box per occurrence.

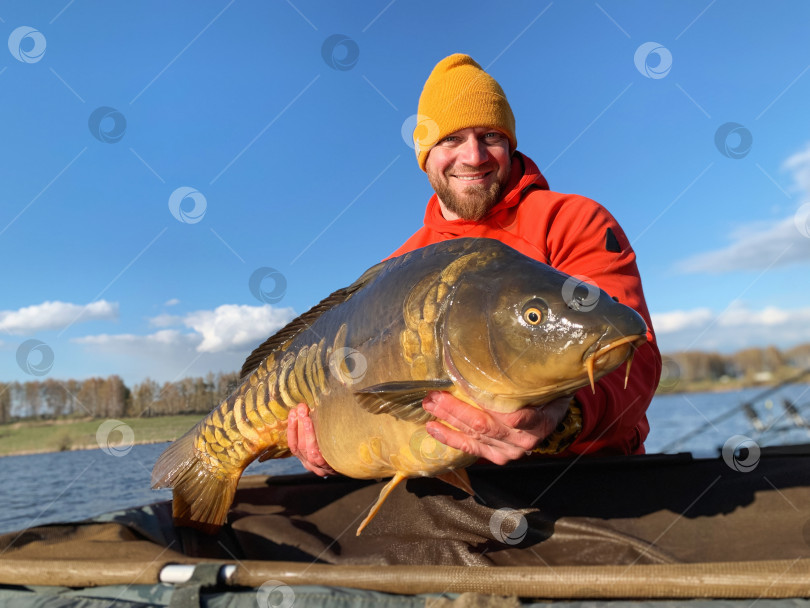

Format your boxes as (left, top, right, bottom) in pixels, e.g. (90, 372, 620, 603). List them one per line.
(422, 152, 550, 236)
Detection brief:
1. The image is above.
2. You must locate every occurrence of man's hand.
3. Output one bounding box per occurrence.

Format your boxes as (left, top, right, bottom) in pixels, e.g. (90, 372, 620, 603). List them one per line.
(287, 403, 337, 477)
(422, 391, 571, 465)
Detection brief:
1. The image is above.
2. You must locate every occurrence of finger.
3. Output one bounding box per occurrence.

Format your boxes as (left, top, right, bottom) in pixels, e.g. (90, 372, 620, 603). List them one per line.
(424, 414, 530, 458)
(425, 393, 535, 451)
(301, 412, 326, 467)
(423, 392, 497, 436)
(295, 406, 318, 466)
(286, 408, 299, 455)
(296, 404, 310, 457)
(298, 405, 337, 476)
(302, 458, 333, 476)
(294, 404, 312, 457)
(425, 421, 527, 465)
(426, 394, 566, 453)
(288, 405, 326, 475)
(493, 406, 556, 439)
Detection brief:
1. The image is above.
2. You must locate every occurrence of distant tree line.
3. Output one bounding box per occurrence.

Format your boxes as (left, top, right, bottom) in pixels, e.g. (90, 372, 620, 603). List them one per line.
(0, 371, 240, 424)
(663, 343, 810, 386)
(3, 343, 810, 423)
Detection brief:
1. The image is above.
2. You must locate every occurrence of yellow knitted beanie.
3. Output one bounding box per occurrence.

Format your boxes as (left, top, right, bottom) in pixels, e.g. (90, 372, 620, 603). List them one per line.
(413, 54, 517, 172)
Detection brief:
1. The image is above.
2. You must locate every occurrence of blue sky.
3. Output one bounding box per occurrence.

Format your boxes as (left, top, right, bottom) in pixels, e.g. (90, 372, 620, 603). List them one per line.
(1, 0, 810, 386)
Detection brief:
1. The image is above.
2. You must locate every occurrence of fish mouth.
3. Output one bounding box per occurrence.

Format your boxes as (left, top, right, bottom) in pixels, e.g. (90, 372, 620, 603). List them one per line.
(583, 334, 647, 393)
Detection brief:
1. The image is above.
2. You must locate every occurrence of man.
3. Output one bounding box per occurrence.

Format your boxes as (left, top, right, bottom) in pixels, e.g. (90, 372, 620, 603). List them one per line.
(287, 54, 662, 476)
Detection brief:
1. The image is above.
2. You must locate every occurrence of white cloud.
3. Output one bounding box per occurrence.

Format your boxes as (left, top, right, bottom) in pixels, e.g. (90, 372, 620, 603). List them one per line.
(149, 313, 183, 328)
(76, 329, 191, 348)
(73, 330, 245, 384)
(164, 298, 180, 307)
(0, 300, 118, 334)
(784, 145, 810, 194)
(678, 143, 810, 273)
(651, 308, 713, 333)
(714, 305, 794, 327)
(73, 304, 296, 355)
(184, 304, 296, 353)
(75, 303, 296, 380)
(677, 216, 810, 273)
(652, 304, 810, 352)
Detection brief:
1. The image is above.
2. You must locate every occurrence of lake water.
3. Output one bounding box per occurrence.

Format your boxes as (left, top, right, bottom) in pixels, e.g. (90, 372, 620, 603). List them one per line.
(1, 383, 809, 535)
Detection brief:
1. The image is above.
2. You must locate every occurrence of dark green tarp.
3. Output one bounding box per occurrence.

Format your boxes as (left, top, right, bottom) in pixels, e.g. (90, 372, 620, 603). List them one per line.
(2, 447, 810, 605)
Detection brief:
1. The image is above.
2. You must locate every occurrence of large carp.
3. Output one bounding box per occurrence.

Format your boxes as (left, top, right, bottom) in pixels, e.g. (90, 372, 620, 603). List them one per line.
(152, 238, 647, 535)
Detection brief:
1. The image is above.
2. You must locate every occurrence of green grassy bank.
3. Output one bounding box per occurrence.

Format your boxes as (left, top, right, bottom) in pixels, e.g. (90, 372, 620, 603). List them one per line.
(0, 415, 201, 457)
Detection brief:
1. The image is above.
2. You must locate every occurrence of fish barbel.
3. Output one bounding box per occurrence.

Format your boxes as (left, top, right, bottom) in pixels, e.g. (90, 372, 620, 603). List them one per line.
(152, 238, 647, 535)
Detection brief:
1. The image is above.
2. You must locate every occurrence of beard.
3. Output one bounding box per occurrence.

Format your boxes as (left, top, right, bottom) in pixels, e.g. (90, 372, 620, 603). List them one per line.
(427, 163, 511, 221)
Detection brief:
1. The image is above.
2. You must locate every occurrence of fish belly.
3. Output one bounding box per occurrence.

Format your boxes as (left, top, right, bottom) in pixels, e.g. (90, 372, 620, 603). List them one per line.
(312, 401, 474, 480)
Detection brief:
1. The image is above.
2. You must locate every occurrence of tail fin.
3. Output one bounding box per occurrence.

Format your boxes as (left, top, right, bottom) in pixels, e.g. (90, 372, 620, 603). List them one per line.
(151, 426, 239, 534)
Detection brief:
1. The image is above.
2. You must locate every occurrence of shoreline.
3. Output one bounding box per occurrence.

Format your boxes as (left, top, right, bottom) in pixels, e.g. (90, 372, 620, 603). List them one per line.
(3, 378, 808, 458)
(0, 414, 200, 459)
(656, 377, 810, 396)
(0, 438, 172, 459)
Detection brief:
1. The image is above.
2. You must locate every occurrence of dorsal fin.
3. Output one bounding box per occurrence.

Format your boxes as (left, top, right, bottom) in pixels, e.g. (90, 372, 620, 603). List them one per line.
(239, 260, 387, 380)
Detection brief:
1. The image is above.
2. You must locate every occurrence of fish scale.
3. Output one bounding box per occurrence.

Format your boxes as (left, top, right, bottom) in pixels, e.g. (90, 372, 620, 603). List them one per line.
(152, 238, 647, 535)
(188, 336, 334, 484)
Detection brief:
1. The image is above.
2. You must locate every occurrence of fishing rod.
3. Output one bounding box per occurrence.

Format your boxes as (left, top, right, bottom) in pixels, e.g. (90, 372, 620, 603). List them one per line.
(660, 366, 810, 453)
(751, 399, 810, 445)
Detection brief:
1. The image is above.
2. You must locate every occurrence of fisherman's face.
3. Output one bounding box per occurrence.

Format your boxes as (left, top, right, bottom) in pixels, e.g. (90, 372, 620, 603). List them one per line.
(425, 127, 512, 222)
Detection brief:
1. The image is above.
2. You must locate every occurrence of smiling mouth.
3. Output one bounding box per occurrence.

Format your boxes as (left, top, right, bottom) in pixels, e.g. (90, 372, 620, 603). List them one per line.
(452, 171, 491, 181)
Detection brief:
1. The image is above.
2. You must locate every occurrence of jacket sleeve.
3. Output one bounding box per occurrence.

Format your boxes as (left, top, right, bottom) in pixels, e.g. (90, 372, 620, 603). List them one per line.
(542, 195, 662, 455)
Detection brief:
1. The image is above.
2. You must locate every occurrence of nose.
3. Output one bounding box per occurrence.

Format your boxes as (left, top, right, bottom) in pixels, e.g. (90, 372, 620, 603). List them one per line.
(456, 135, 488, 166)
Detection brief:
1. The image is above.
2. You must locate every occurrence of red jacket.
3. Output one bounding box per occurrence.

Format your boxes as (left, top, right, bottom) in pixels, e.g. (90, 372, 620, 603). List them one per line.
(388, 152, 662, 455)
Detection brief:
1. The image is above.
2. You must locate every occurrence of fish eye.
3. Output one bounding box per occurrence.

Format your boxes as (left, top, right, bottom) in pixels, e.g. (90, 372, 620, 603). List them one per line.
(523, 306, 544, 326)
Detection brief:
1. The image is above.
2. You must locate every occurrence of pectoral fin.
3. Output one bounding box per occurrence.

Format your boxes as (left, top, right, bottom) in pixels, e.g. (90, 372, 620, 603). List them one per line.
(355, 380, 453, 423)
(436, 468, 474, 496)
(356, 472, 407, 535)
